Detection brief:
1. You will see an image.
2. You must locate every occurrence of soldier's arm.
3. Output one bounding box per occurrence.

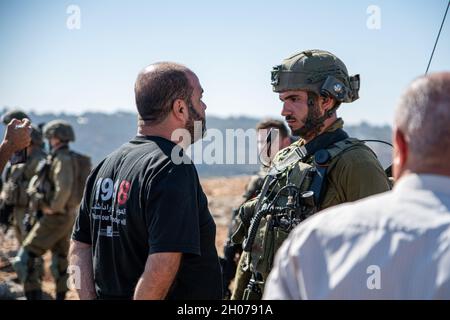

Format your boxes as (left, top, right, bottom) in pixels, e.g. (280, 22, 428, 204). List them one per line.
(134, 252, 181, 300)
(333, 147, 391, 202)
(69, 240, 96, 300)
(48, 155, 74, 213)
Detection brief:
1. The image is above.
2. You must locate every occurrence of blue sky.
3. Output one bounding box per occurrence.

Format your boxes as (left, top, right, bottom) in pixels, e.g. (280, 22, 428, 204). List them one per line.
(0, 0, 449, 125)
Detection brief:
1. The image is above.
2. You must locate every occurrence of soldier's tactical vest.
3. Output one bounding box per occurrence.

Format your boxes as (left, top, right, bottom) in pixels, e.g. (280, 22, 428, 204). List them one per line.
(236, 130, 365, 299)
(2, 164, 29, 207)
(27, 151, 92, 210)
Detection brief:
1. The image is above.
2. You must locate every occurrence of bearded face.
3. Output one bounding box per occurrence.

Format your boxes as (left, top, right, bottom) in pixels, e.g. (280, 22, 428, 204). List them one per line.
(185, 100, 206, 143)
(289, 101, 324, 140)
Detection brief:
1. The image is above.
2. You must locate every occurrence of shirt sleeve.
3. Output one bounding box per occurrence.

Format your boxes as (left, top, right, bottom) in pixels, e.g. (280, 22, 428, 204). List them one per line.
(145, 164, 201, 256)
(71, 172, 94, 244)
(49, 154, 74, 212)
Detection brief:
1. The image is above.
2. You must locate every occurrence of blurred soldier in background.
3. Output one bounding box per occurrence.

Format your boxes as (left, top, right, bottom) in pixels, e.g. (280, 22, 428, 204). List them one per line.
(220, 119, 291, 299)
(0, 110, 47, 243)
(0, 111, 34, 228)
(1, 110, 29, 127)
(13, 120, 91, 300)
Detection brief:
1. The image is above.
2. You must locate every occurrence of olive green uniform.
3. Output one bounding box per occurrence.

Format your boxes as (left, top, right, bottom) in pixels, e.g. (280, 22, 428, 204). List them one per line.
(231, 119, 391, 299)
(22, 146, 77, 294)
(1, 149, 46, 243)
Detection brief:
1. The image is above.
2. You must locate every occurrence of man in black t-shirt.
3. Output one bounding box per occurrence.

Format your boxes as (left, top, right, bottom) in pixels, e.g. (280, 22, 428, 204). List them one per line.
(70, 62, 222, 300)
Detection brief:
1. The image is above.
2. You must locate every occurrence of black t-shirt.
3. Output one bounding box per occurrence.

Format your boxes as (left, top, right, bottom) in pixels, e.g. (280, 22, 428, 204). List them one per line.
(72, 136, 222, 299)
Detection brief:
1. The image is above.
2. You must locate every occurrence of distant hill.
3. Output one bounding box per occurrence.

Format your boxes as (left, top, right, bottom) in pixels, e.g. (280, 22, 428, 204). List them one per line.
(0, 110, 392, 177)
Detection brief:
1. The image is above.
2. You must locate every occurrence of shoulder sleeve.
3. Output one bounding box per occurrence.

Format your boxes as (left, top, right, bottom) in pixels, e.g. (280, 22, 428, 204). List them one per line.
(49, 153, 74, 212)
(331, 146, 391, 203)
(145, 163, 201, 256)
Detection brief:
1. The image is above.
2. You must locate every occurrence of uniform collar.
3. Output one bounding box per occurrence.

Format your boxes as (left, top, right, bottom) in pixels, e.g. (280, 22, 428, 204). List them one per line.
(325, 118, 344, 132)
(133, 135, 176, 146)
(51, 144, 69, 156)
(394, 173, 450, 196)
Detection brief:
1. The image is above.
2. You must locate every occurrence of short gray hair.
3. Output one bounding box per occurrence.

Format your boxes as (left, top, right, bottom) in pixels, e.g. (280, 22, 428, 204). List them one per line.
(395, 72, 450, 163)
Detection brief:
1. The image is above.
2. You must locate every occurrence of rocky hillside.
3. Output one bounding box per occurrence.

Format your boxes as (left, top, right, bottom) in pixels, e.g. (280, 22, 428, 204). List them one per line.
(0, 109, 393, 177)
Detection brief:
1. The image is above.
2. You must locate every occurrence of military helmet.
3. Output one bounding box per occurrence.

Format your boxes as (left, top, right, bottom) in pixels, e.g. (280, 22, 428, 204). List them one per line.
(1, 109, 30, 125)
(43, 120, 75, 142)
(271, 49, 360, 103)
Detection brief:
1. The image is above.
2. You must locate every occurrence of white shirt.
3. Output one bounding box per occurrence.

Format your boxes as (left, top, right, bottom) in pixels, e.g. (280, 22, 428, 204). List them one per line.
(264, 174, 450, 299)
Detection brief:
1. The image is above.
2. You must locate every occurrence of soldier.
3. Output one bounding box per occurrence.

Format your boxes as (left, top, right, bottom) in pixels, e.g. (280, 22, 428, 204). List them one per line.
(0, 110, 47, 243)
(1, 110, 29, 126)
(13, 120, 89, 300)
(0, 113, 32, 224)
(264, 72, 450, 299)
(231, 49, 391, 300)
(221, 119, 291, 299)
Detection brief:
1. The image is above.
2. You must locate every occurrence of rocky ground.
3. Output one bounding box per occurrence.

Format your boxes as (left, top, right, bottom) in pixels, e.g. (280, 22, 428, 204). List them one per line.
(0, 176, 250, 300)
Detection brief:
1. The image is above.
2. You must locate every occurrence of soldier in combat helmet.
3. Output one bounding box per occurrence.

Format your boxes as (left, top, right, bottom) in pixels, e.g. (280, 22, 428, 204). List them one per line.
(231, 49, 391, 300)
(0, 110, 47, 244)
(13, 120, 91, 300)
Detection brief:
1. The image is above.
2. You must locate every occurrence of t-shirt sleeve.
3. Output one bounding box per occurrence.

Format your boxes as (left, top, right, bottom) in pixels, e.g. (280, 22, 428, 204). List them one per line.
(71, 173, 94, 244)
(145, 164, 201, 256)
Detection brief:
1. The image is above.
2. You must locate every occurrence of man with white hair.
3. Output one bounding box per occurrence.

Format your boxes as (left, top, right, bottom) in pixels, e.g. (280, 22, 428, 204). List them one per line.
(264, 72, 450, 299)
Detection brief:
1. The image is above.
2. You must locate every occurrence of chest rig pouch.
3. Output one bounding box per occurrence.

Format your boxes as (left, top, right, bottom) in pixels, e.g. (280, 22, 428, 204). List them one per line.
(243, 129, 361, 279)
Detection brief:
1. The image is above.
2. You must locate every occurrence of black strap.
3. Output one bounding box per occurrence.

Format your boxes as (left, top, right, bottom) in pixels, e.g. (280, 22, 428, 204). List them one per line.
(304, 128, 349, 157)
(310, 164, 327, 206)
